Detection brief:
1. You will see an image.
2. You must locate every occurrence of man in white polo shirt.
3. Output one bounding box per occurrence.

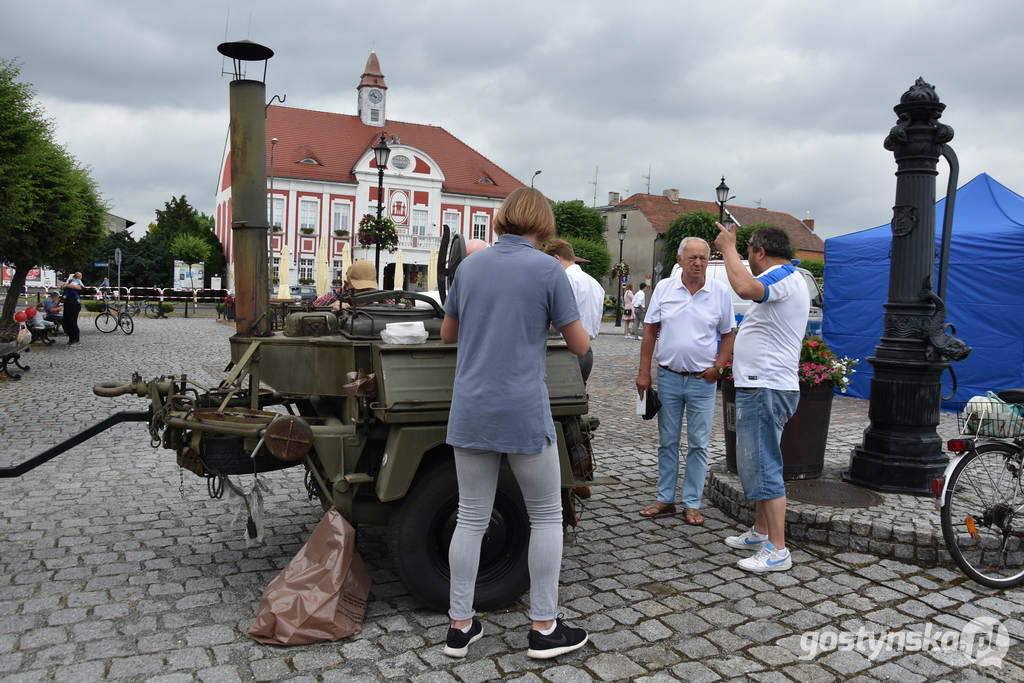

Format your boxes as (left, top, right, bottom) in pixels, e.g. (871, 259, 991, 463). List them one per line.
(636, 237, 735, 525)
(545, 239, 604, 382)
(714, 223, 808, 572)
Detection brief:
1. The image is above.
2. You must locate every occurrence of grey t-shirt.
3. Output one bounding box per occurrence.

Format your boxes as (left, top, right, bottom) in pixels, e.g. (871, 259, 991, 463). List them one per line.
(444, 234, 579, 453)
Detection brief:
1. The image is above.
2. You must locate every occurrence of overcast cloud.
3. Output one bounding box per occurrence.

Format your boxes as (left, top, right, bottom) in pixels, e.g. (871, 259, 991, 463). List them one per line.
(3, 1, 1022, 241)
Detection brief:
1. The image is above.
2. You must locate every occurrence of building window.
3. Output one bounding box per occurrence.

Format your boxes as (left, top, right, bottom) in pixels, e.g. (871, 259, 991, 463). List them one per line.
(472, 213, 489, 241)
(443, 210, 461, 235)
(299, 199, 318, 233)
(299, 257, 314, 281)
(332, 259, 344, 283)
(370, 109, 380, 123)
(411, 208, 427, 236)
(331, 201, 351, 234)
(268, 196, 285, 229)
(272, 256, 280, 280)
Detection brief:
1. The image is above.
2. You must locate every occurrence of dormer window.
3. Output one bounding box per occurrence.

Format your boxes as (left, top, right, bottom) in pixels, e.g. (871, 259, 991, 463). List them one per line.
(300, 157, 320, 165)
(476, 177, 495, 185)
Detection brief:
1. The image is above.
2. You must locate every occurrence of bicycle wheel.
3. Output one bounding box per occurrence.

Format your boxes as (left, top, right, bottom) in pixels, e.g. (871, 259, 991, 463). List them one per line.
(118, 313, 134, 335)
(941, 442, 1024, 588)
(145, 303, 159, 319)
(95, 312, 117, 333)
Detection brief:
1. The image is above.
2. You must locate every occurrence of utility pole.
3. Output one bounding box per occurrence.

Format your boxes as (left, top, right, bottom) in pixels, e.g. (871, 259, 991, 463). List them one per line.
(642, 164, 652, 194)
(588, 166, 598, 207)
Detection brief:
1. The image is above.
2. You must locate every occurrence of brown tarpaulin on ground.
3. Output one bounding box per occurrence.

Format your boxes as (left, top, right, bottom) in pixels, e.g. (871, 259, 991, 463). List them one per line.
(249, 507, 371, 645)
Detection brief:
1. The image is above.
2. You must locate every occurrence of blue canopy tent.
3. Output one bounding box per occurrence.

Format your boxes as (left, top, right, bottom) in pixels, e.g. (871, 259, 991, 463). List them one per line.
(823, 173, 1024, 407)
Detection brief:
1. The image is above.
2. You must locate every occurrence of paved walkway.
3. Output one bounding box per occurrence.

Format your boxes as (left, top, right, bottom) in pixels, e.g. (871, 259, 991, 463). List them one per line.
(0, 318, 1020, 681)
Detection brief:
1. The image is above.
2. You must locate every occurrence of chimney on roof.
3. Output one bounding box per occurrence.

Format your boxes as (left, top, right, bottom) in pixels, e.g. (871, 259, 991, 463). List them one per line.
(608, 191, 620, 205)
(663, 188, 679, 203)
(805, 218, 815, 231)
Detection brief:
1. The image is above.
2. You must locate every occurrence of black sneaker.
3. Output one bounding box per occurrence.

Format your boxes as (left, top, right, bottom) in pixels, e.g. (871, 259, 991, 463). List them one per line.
(443, 619, 483, 658)
(527, 619, 589, 659)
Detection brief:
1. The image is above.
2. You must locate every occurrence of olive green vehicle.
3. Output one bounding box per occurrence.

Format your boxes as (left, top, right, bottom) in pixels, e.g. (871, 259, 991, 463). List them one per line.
(86, 286, 598, 612)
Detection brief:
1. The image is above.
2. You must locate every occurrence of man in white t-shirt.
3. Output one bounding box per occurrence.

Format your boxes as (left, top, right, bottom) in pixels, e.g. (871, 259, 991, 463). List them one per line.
(631, 283, 648, 339)
(545, 239, 604, 381)
(636, 237, 735, 525)
(714, 223, 808, 573)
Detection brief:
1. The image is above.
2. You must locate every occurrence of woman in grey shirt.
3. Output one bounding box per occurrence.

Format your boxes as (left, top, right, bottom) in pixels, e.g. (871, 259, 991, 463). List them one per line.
(440, 188, 590, 660)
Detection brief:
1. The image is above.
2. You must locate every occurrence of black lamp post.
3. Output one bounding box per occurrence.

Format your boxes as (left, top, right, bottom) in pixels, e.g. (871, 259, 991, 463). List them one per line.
(372, 134, 391, 280)
(531, 170, 542, 187)
(615, 213, 627, 327)
(715, 176, 734, 224)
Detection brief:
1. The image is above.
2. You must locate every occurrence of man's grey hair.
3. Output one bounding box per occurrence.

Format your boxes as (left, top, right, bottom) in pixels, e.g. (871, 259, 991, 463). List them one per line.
(677, 236, 711, 256)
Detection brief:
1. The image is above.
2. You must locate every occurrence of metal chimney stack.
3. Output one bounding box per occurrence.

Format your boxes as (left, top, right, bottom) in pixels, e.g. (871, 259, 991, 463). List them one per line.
(218, 40, 273, 337)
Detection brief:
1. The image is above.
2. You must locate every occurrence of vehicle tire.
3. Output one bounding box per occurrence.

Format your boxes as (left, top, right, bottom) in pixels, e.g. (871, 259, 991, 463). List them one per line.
(95, 312, 117, 333)
(145, 303, 160, 318)
(119, 314, 134, 335)
(388, 456, 530, 612)
(941, 442, 1024, 589)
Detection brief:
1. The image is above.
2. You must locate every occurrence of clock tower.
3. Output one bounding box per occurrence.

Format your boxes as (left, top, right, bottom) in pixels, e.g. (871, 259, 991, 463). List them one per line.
(357, 52, 387, 127)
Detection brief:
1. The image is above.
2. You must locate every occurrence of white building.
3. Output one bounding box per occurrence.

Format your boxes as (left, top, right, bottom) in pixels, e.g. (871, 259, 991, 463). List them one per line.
(214, 53, 526, 291)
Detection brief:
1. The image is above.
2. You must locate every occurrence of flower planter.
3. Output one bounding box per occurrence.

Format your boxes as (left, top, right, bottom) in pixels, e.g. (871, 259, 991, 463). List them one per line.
(721, 380, 833, 480)
(300, 228, 315, 235)
(334, 231, 350, 237)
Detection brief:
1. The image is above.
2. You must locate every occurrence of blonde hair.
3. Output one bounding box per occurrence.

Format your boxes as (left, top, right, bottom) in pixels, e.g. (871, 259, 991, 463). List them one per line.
(495, 188, 555, 243)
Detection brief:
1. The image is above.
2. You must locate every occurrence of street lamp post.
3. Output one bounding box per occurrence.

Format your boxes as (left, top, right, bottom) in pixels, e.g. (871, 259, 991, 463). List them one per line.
(715, 176, 734, 224)
(615, 213, 627, 327)
(531, 170, 542, 187)
(373, 134, 391, 279)
(268, 138, 277, 226)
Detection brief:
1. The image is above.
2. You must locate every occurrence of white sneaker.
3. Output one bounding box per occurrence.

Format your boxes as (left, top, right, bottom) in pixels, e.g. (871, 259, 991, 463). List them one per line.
(737, 541, 792, 572)
(724, 527, 768, 550)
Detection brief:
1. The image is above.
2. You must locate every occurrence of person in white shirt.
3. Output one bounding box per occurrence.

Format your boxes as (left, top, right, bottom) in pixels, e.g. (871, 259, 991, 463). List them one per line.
(631, 283, 648, 339)
(636, 238, 735, 525)
(714, 223, 808, 573)
(544, 239, 604, 381)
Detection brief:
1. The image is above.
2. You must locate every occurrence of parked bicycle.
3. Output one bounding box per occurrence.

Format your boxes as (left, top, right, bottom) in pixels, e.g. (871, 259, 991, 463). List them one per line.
(94, 300, 134, 335)
(143, 300, 165, 318)
(937, 390, 1024, 588)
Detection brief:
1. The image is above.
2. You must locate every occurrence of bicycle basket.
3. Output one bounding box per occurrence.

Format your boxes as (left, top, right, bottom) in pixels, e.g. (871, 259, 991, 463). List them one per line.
(955, 397, 1024, 437)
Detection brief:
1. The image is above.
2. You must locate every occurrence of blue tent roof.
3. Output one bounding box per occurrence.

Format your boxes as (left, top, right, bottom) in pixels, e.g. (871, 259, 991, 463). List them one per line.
(823, 173, 1024, 407)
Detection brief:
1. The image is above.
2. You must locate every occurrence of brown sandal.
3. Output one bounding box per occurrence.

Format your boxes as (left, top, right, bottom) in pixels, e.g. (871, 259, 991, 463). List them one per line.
(683, 508, 705, 525)
(640, 502, 676, 518)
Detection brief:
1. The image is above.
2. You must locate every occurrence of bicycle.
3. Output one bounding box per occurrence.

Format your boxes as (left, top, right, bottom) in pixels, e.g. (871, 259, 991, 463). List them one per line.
(94, 300, 134, 335)
(938, 389, 1024, 588)
(143, 300, 165, 319)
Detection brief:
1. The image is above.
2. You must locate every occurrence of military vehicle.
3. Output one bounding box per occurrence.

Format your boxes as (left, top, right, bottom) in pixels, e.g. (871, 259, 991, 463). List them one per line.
(0, 40, 599, 613)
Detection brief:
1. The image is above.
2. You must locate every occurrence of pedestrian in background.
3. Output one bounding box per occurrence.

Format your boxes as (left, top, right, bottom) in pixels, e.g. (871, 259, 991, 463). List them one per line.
(62, 272, 84, 345)
(632, 282, 648, 339)
(622, 283, 635, 338)
(440, 187, 590, 661)
(544, 238, 604, 382)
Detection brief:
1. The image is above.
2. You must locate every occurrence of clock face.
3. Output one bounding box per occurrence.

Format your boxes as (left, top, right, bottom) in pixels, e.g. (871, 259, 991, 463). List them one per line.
(368, 88, 383, 104)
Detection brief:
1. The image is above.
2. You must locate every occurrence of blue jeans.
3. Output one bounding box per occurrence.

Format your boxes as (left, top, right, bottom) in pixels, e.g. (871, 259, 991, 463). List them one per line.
(656, 367, 717, 508)
(735, 387, 799, 501)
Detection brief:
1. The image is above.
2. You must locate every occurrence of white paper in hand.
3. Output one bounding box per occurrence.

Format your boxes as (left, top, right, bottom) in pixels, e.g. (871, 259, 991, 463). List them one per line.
(636, 390, 647, 416)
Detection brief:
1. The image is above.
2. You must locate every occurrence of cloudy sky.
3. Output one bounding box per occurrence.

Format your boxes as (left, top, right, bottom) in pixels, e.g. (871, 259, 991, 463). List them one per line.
(3, 1, 1022, 241)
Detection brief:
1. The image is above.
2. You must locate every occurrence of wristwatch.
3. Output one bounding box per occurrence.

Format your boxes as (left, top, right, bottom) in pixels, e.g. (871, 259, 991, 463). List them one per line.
(714, 365, 724, 376)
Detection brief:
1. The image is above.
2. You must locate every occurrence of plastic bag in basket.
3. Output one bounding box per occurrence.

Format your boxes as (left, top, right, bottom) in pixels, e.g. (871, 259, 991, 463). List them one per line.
(963, 392, 1022, 437)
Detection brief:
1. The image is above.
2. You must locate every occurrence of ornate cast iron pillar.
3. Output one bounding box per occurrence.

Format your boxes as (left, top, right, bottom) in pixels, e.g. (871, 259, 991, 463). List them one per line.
(844, 78, 970, 494)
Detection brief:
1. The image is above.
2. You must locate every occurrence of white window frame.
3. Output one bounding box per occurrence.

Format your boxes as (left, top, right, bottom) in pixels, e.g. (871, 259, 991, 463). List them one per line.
(299, 257, 314, 281)
(332, 259, 344, 282)
(411, 208, 428, 236)
(268, 196, 285, 229)
(299, 199, 318, 233)
(331, 200, 352, 234)
(472, 213, 489, 241)
(272, 256, 280, 280)
(443, 210, 461, 235)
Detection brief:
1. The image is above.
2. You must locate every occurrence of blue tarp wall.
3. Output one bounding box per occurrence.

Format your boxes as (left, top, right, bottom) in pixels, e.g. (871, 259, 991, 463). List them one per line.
(823, 173, 1024, 408)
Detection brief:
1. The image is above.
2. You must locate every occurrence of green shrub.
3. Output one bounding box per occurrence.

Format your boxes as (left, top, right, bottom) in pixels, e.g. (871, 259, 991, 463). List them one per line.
(566, 237, 613, 282)
(162, 303, 175, 313)
(83, 300, 105, 312)
(216, 303, 225, 314)
(799, 258, 824, 279)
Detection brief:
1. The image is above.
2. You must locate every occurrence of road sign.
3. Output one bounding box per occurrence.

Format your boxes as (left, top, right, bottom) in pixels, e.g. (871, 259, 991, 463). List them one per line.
(94, 262, 108, 267)
(114, 248, 122, 266)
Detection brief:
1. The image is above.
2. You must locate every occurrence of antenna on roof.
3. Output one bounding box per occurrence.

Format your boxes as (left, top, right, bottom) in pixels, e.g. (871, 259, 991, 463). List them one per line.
(755, 197, 763, 209)
(219, 9, 231, 77)
(641, 164, 652, 194)
(588, 166, 599, 207)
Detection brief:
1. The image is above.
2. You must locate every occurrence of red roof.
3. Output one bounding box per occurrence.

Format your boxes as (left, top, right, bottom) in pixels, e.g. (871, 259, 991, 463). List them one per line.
(359, 52, 387, 90)
(265, 105, 525, 199)
(616, 193, 824, 254)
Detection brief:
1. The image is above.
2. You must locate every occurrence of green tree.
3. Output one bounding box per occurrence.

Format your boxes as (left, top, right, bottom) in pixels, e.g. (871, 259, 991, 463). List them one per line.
(140, 195, 225, 287)
(552, 200, 606, 242)
(661, 210, 718, 275)
(565, 237, 612, 282)
(168, 233, 211, 288)
(552, 200, 612, 279)
(0, 59, 105, 322)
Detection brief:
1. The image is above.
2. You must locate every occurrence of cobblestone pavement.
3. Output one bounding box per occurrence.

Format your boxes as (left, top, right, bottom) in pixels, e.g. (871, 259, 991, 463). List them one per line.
(0, 319, 1021, 681)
